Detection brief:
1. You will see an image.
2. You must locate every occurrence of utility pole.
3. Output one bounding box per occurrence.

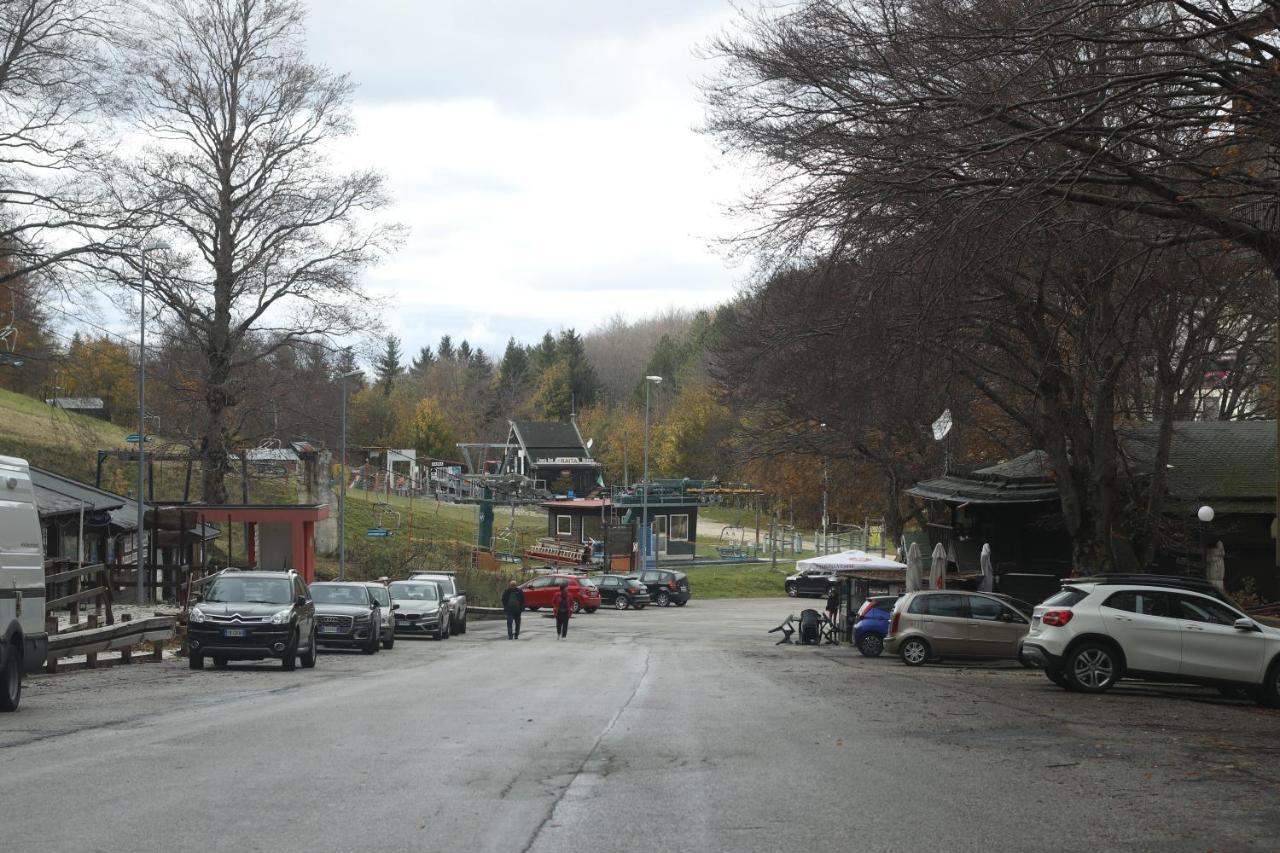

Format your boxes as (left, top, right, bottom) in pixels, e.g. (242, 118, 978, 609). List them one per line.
(136, 248, 156, 606)
(642, 375, 662, 567)
(336, 369, 362, 580)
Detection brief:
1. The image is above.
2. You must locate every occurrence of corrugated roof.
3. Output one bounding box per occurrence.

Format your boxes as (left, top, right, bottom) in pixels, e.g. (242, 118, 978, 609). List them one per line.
(30, 467, 126, 517)
(45, 397, 105, 409)
(907, 451, 1060, 504)
(510, 421, 599, 466)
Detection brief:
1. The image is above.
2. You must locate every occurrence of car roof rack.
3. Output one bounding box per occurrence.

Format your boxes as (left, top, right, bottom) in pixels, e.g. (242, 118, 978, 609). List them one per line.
(1066, 574, 1232, 602)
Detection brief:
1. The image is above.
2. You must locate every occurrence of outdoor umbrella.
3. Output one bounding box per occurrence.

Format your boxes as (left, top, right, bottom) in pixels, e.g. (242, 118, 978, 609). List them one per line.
(1206, 540, 1226, 592)
(929, 542, 947, 590)
(905, 542, 922, 592)
(979, 543, 994, 592)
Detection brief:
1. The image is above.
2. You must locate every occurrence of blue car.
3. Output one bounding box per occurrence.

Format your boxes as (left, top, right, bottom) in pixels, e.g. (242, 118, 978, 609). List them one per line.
(853, 595, 900, 657)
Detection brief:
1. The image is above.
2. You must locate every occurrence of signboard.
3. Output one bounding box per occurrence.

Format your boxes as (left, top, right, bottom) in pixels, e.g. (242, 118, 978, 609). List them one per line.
(535, 457, 583, 465)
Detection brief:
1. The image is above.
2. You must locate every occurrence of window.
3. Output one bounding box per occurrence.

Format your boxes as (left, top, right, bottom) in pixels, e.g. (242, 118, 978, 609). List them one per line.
(670, 514, 689, 541)
(908, 596, 930, 615)
(968, 596, 1004, 621)
(1102, 591, 1170, 618)
(654, 516, 667, 536)
(925, 594, 969, 618)
(1043, 587, 1089, 608)
(1175, 594, 1241, 626)
(556, 515, 573, 537)
(598, 577, 616, 588)
(529, 577, 555, 589)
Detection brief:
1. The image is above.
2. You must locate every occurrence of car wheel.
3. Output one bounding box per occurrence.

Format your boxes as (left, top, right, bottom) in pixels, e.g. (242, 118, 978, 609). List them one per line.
(674, 600, 687, 607)
(362, 625, 380, 654)
(1259, 659, 1280, 708)
(459, 614, 467, 635)
(528, 606, 540, 612)
(857, 633, 884, 658)
(585, 608, 597, 614)
(301, 628, 318, 668)
(442, 620, 451, 640)
(1046, 667, 1071, 689)
(899, 637, 930, 666)
(189, 652, 204, 670)
(655, 591, 671, 607)
(0, 650, 21, 712)
(572, 599, 582, 614)
(785, 583, 798, 597)
(433, 624, 443, 641)
(382, 629, 395, 650)
(614, 596, 628, 611)
(213, 655, 228, 669)
(1065, 642, 1120, 693)
(281, 630, 299, 671)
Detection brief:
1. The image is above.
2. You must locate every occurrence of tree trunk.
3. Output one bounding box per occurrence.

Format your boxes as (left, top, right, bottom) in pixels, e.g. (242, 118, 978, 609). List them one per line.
(200, 346, 232, 505)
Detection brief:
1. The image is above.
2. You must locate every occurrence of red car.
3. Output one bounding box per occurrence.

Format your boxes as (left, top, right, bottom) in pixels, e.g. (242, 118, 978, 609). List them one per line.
(519, 575, 601, 614)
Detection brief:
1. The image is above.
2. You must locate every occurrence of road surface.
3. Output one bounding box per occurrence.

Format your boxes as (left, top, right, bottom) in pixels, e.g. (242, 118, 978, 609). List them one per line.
(4, 598, 1279, 852)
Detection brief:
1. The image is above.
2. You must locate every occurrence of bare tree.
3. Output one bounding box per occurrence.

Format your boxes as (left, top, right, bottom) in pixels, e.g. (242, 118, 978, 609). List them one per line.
(116, 0, 400, 502)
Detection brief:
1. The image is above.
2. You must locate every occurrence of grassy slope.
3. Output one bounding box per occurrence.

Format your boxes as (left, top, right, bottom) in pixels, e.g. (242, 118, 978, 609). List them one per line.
(0, 387, 137, 482)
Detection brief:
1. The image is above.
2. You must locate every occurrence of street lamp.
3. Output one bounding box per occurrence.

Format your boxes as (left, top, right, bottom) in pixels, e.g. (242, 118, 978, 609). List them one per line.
(136, 245, 162, 606)
(336, 369, 362, 580)
(819, 422, 829, 555)
(1198, 505, 1215, 568)
(642, 375, 663, 567)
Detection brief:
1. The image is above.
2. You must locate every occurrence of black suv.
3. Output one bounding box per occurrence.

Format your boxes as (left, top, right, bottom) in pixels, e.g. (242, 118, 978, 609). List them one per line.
(630, 569, 690, 607)
(593, 574, 651, 610)
(187, 570, 317, 671)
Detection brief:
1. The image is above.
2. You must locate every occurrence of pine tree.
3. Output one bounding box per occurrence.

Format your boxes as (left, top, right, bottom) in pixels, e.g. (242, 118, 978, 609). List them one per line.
(409, 345, 435, 375)
(373, 335, 403, 397)
(457, 339, 473, 364)
(557, 328, 599, 411)
(437, 335, 455, 362)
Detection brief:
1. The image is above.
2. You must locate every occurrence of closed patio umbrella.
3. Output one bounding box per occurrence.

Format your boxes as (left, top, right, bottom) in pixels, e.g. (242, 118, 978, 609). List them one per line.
(1206, 540, 1226, 592)
(929, 542, 947, 590)
(979, 543, 995, 592)
(905, 542, 923, 592)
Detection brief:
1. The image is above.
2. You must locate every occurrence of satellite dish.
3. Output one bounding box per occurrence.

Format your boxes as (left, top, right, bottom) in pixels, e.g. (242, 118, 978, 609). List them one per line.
(586, 437, 594, 450)
(931, 409, 953, 441)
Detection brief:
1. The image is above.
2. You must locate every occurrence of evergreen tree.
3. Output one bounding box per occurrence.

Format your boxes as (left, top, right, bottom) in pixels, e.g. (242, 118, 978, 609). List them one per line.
(437, 334, 455, 361)
(409, 345, 435, 375)
(557, 328, 599, 411)
(530, 331, 558, 374)
(457, 339, 473, 364)
(373, 335, 403, 397)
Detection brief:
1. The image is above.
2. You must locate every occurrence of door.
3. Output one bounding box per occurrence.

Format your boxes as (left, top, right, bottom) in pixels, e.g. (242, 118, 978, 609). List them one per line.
(919, 593, 970, 654)
(596, 576, 617, 604)
(965, 595, 1028, 658)
(1174, 593, 1268, 684)
(525, 577, 555, 607)
(1098, 591, 1181, 675)
(653, 516, 668, 556)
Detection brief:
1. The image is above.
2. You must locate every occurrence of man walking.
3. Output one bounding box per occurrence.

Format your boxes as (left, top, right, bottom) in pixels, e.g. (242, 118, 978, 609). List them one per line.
(552, 581, 572, 639)
(502, 581, 524, 640)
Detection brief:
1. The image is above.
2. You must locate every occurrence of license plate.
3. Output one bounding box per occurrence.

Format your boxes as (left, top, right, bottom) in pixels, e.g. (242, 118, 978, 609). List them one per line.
(320, 626, 343, 634)
(223, 628, 246, 638)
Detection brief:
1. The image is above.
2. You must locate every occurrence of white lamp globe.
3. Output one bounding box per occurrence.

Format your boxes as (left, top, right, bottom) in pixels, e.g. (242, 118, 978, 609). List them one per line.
(1197, 505, 1215, 523)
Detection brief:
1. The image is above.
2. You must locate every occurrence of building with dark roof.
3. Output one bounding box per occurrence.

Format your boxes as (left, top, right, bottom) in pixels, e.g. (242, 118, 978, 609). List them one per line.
(906, 421, 1279, 598)
(46, 397, 110, 421)
(504, 420, 601, 497)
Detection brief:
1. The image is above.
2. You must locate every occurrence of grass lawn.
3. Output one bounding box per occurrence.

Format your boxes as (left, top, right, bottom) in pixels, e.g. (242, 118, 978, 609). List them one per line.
(0, 387, 138, 482)
(679, 560, 794, 599)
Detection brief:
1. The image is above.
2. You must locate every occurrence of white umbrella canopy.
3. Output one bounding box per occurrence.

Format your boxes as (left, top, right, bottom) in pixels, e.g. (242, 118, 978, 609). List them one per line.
(929, 542, 947, 590)
(795, 549, 907, 573)
(1206, 540, 1226, 592)
(905, 542, 922, 592)
(979, 543, 995, 592)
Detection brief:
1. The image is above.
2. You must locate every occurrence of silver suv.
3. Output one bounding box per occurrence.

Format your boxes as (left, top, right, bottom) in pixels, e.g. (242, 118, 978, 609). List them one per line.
(410, 572, 467, 634)
(1020, 575, 1280, 705)
(364, 582, 396, 649)
(885, 590, 1032, 665)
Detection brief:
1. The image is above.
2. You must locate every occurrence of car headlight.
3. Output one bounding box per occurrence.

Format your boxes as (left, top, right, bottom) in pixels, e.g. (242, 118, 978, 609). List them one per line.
(355, 612, 372, 623)
(189, 606, 206, 624)
(270, 608, 293, 624)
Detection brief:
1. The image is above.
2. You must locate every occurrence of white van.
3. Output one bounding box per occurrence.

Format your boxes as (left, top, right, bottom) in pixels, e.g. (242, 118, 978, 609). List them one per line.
(0, 456, 47, 711)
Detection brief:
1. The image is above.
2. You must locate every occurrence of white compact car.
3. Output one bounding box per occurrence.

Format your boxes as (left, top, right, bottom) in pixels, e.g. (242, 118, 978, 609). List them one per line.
(1020, 575, 1280, 706)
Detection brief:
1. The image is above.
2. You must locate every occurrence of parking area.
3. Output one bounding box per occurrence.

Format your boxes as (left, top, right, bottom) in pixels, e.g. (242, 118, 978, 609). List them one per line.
(5, 597, 1280, 852)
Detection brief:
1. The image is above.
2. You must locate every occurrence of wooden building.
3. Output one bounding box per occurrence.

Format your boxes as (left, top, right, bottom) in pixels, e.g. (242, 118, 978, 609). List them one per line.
(504, 420, 601, 497)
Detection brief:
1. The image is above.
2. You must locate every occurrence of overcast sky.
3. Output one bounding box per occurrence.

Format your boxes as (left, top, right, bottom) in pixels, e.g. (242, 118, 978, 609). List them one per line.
(305, 0, 750, 360)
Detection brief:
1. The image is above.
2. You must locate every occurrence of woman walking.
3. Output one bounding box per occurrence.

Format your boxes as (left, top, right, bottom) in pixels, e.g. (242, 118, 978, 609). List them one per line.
(552, 581, 572, 639)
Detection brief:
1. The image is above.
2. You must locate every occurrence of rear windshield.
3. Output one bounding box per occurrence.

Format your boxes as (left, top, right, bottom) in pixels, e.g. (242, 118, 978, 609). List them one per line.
(311, 585, 369, 605)
(389, 582, 439, 601)
(1042, 587, 1088, 607)
(418, 576, 456, 595)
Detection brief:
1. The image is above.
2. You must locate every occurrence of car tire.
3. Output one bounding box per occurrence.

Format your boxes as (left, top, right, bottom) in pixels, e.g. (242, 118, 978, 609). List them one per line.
(458, 614, 467, 634)
(362, 625, 380, 655)
(1065, 642, 1120, 693)
(382, 629, 395, 650)
(614, 596, 628, 610)
(857, 633, 884, 658)
(655, 591, 671, 607)
(213, 655, 228, 669)
(899, 637, 930, 666)
(189, 653, 204, 670)
(1046, 667, 1071, 689)
(572, 599, 582, 614)
(1259, 659, 1280, 708)
(585, 607, 597, 614)
(674, 600, 687, 607)
(301, 628, 318, 668)
(433, 624, 443, 641)
(281, 630, 299, 671)
(0, 649, 21, 712)
(528, 606, 540, 612)
(785, 583, 798, 597)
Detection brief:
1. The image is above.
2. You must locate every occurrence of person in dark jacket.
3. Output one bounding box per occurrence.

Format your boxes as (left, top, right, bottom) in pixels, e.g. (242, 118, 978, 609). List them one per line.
(552, 581, 572, 639)
(825, 587, 840, 626)
(501, 581, 524, 640)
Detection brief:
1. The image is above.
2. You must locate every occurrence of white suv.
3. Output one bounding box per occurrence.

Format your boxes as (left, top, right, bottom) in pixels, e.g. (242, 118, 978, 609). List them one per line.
(1021, 575, 1280, 706)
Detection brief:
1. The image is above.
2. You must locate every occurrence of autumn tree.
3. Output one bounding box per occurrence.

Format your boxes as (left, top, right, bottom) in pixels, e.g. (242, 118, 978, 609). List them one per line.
(117, 0, 399, 503)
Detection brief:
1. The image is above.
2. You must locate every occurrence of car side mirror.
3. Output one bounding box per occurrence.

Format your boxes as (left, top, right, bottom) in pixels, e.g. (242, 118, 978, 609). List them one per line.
(1233, 617, 1261, 632)
(193, 594, 204, 603)
(295, 595, 308, 607)
(456, 589, 465, 597)
(392, 603, 400, 611)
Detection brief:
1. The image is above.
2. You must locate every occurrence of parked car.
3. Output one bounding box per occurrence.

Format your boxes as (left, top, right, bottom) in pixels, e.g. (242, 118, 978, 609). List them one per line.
(784, 567, 839, 598)
(188, 570, 317, 670)
(0, 456, 49, 712)
(364, 582, 397, 649)
(519, 575, 601, 613)
(630, 569, 691, 607)
(410, 572, 467, 634)
(1020, 575, 1280, 705)
(593, 574, 650, 610)
(389, 580, 448, 640)
(853, 595, 901, 657)
(309, 582, 383, 654)
(885, 590, 1032, 666)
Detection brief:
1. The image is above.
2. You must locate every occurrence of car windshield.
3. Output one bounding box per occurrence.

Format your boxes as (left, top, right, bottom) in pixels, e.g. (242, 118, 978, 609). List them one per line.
(205, 577, 293, 605)
(390, 582, 438, 601)
(418, 576, 455, 595)
(311, 585, 368, 605)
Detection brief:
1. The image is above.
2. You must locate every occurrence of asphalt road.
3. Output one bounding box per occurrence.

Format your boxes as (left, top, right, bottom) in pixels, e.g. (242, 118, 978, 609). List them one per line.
(4, 598, 1280, 853)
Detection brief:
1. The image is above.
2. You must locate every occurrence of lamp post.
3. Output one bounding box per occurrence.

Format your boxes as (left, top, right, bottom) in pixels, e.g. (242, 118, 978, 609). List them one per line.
(819, 422, 829, 555)
(136, 246, 161, 606)
(337, 369, 362, 580)
(642, 375, 662, 567)
(1197, 505, 1215, 568)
